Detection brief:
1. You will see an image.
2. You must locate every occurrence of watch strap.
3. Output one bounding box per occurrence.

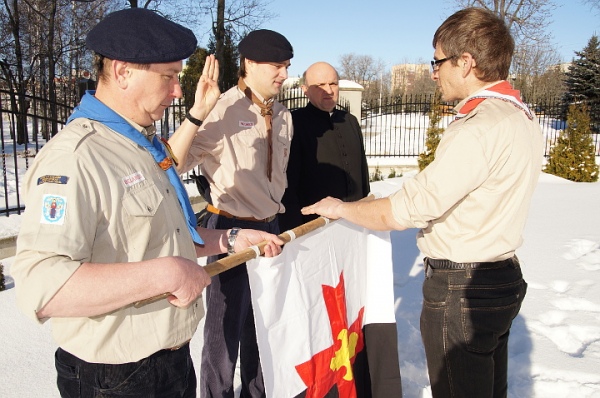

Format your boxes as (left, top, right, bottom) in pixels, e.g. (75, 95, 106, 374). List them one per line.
(227, 227, 241, 255)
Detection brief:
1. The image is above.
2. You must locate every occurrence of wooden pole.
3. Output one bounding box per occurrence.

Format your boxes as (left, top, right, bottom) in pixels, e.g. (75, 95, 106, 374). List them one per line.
(133, 216, 331, 308)
(133, 194, 374, 308)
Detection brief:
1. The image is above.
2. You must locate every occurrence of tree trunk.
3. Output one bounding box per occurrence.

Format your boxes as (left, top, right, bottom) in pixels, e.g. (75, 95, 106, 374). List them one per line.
(214, 0, 226, 89)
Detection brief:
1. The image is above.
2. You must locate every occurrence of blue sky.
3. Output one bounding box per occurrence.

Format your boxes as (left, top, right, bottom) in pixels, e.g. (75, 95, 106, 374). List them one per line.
(261, 0, 599, 78)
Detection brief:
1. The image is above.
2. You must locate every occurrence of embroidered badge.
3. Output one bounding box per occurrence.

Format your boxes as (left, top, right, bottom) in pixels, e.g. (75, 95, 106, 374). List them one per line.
(122, 171, 145, 188)
(37, 175, 69, 185)
(41, 194, 67, 225)
(239, 121, 254, 128)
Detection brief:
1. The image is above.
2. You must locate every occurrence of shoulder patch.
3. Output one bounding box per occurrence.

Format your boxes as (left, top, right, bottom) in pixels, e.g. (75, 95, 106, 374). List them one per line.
(41, 195, 67, 225)
(37, 175, 69, 185)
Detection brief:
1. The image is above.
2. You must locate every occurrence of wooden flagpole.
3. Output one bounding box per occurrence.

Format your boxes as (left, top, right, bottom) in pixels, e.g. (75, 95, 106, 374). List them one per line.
(133, 194, 374, 308)
(133, 216, 331, 308)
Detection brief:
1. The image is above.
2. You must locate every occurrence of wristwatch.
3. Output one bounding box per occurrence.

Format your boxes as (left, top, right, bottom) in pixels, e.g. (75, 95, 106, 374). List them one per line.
(227, 227, 241, 255)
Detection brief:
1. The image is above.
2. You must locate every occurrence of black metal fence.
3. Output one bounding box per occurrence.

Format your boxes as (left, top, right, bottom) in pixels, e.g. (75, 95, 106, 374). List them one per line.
(1, 89, 73, 216)
(1, 90, 598, 215)
(360, 94, 600, 158)
(276, 89, 350, 112)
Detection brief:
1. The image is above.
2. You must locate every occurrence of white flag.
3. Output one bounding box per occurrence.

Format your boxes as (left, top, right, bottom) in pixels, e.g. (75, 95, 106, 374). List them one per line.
(247, 219, 396, 398)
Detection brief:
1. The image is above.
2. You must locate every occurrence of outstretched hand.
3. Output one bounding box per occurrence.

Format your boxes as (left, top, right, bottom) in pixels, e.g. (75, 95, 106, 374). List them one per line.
(190, 54, 220, 121)
(301, 196, 344, 220)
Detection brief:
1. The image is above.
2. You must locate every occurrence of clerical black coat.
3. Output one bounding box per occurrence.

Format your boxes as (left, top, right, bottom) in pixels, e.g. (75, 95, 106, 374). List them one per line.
(280, 102, 370, 231)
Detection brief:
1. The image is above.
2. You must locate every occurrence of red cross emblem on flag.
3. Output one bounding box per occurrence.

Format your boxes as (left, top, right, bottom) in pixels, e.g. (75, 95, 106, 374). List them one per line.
(295, 272, 365, 397)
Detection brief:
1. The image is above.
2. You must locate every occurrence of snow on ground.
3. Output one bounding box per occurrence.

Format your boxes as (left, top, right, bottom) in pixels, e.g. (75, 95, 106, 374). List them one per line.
(1, 171, 600, 397)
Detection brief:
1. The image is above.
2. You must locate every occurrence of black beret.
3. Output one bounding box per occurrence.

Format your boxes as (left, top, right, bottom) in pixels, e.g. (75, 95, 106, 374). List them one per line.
(86, 8, 197, 63)
(238, 29, 293, 62)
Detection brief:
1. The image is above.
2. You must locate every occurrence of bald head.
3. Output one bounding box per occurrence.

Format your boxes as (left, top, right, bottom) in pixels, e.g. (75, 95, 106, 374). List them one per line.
(302, 62, 339, 112)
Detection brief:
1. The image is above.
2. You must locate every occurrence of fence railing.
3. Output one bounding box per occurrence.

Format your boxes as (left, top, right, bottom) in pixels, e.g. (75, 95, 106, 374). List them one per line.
(277, 90, 350, 113)
(2, 90, 597, 215)
(360, 94, 600, 158)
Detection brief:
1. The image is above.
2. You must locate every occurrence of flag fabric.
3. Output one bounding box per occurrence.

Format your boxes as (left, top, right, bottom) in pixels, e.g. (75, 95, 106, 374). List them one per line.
(246, 219, 397, 398)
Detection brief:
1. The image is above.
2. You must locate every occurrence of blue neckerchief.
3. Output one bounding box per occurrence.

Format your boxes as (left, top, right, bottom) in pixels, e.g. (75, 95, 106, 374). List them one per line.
(68, 91, 203, 245)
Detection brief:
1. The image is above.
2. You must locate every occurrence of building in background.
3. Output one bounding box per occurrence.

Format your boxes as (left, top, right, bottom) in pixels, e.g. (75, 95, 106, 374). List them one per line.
(391, 63, 432, 95)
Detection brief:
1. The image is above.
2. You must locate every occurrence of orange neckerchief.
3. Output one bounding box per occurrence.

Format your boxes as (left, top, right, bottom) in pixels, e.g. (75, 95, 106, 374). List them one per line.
(455, 81, 533, 121)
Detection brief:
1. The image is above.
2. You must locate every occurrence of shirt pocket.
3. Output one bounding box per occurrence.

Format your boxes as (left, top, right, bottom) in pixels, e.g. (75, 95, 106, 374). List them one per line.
(122, 182, 166, 253)
(123, 182, 163, 216)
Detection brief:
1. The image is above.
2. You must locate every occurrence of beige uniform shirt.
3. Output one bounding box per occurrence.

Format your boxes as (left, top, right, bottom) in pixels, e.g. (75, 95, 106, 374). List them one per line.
(181, 85, 293, 220)
(12, 118, 203, 364)
(390, 96, 543, 262)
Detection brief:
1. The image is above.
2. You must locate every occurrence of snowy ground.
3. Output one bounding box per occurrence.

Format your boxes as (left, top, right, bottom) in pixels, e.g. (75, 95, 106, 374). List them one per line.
(1, 171, 600, 397)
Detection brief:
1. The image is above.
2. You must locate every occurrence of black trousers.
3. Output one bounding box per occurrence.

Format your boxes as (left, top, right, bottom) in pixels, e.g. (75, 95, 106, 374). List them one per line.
(55, 343, 195, 397)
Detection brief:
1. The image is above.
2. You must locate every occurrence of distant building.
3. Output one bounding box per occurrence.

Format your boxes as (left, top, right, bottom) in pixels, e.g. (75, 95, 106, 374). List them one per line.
(391, 63, 429, 93)
(554, 62, 572, 73)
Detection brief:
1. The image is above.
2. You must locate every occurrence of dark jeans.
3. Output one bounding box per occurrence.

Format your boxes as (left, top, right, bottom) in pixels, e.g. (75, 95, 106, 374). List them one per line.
(420, 257, 526, 398)
(200, 213, 279, 398)
(55, 343, 196, 398)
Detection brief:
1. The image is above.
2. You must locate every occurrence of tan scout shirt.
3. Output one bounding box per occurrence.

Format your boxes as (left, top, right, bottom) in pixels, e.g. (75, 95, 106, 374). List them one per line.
(390, 97, 543, 263)
(12, 118, 203, 364)
(181, 85, 293, 220)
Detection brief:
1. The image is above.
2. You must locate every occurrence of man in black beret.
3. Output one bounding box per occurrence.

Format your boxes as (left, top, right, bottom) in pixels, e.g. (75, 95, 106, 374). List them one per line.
(168, 28, 294, 397)
(12, 8, 284, 398)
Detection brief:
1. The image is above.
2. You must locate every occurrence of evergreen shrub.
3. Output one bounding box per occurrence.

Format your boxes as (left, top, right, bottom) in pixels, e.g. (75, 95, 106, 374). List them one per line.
(544, 102, 599, 182)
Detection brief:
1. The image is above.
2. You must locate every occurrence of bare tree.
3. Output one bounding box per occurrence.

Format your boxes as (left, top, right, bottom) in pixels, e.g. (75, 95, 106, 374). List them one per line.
(1, 0, 29, 143)
(453, 0, 556, 44)
(1, 0, 116, 142)
(193, 0, 275, 87)
(511, 38, 563, 102)
(452, 0, 561, 78)
(338, 53, 387, 102)
(581, 0, 600, 15)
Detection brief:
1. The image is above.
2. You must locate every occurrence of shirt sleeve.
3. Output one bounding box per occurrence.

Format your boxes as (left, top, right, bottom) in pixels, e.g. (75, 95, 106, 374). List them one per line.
(12, 146, 97, 323)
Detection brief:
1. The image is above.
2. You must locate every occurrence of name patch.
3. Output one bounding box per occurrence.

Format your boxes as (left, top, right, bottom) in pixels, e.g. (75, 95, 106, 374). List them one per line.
(37, 175, 69, 185)
(122, 172, 145, 188)
(239, 121, 254, 128)
(41, 194, 67, 225)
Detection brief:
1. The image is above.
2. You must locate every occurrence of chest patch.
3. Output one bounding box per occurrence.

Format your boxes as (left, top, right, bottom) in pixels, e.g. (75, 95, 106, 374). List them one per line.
(122, 171, 145, 188)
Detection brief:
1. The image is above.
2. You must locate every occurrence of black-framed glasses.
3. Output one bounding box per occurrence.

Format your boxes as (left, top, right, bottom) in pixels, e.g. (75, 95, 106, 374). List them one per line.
(430, 56, 456, 72)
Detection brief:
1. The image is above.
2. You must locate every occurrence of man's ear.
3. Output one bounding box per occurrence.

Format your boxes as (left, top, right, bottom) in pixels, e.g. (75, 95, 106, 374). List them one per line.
(460, 52, 476, 78)
(301, 84, 308, 95)
(113, 60, 130, 88)
(245, 58, 256, 73)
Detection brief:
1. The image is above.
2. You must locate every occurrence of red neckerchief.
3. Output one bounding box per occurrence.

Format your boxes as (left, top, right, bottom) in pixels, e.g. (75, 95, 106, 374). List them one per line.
(238, 77, 274, 181)
(455, 81, 533, 121)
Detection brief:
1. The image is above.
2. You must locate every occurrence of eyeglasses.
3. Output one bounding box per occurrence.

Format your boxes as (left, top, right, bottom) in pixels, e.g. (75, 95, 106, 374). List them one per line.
(430, 56, 456, 72)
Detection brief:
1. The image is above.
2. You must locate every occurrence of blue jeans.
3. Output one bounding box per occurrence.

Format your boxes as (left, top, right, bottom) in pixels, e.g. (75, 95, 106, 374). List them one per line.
(420, 257, 526, 398)
(55, 343, 196, 397)
(200, 214, 279, 398)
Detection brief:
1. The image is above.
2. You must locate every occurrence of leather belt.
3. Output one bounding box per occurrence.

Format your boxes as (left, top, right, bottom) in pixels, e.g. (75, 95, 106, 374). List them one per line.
(424, 256, 516, 270)
(206, 204, 277, 223)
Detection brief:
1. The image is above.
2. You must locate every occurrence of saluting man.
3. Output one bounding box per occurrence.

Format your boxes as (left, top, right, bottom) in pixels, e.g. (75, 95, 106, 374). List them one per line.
(169, 29, 294, 398)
